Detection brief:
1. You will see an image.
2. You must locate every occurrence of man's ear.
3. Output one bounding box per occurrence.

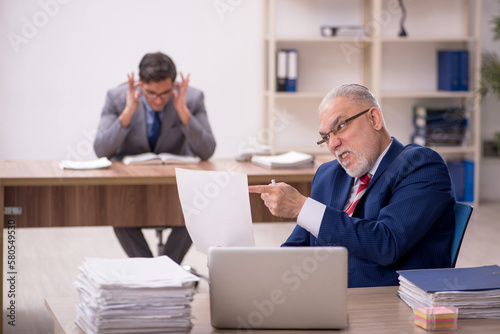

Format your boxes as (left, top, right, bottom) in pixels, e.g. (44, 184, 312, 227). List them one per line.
(369, 108, 384, 131)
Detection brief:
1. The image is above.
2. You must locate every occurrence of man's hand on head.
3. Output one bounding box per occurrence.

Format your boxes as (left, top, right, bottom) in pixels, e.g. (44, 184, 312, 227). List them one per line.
(173, 72, 192, 125)
(119, 72, 141, 128)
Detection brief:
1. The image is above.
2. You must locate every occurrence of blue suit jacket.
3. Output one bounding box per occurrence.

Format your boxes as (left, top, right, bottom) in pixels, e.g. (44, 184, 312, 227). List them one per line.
(283, 138, 456, 288)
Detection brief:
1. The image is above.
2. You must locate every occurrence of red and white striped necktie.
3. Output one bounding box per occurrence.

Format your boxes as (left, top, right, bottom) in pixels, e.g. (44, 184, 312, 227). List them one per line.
(345, 173, 371, 217)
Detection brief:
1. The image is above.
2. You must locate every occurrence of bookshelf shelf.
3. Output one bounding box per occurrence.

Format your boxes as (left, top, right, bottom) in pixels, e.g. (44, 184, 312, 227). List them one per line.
(380, 36, 477, 43)
(267, 36, 372, 43)
(381, 91, 476, 99)
(433, 146, 477, 155)
(264, 91, 329, 99)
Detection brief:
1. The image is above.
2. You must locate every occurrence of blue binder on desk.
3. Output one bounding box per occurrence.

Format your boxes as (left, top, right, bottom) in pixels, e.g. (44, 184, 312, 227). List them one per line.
(398, 265, 500, 292)
(398, 265, 500, 318)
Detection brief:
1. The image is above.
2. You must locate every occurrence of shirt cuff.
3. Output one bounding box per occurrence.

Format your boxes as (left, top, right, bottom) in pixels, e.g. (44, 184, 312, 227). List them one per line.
(297, 197, 326, 238)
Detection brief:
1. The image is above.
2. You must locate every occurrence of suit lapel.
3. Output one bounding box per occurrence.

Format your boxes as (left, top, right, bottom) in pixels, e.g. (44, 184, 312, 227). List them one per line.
(321, 138, 403, 214)
(366, 137, 405, 191)
(329, 169, 353, 210)
(350, 138, 404, 216)
(134, 97, 150, 151)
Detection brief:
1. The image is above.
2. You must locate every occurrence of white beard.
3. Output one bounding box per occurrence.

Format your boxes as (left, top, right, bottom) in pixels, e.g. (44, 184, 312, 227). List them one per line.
(336, 131, 380, 178)
(339, 151, 371, 178)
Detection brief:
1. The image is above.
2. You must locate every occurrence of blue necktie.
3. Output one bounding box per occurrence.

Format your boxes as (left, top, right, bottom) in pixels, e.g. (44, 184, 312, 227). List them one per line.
(149, 112, 161, 150)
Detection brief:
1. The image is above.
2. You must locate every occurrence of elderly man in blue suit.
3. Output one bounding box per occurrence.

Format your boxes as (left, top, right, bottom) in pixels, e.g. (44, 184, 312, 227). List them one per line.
(94, 52, 216, 264)
(250, 84, 455, 288)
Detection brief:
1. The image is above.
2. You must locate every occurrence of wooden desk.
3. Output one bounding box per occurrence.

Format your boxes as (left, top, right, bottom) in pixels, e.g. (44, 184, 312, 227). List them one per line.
(1, 157, 330, 330)
(44, 286, 500, 333)
(0, 157, 331, 228)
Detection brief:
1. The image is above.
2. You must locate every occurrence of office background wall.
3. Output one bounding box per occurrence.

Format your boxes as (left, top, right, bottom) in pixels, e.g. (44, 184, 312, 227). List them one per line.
(0, 0, 263, 161)
(0, 0, 499, 202)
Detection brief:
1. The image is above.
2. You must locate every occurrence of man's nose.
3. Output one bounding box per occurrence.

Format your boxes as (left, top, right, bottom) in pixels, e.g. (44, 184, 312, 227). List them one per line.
(328, 135, 341, 151)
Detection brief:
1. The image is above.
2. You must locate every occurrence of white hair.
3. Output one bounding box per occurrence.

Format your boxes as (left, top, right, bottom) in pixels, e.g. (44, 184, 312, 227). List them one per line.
(318, 84, 381, 112)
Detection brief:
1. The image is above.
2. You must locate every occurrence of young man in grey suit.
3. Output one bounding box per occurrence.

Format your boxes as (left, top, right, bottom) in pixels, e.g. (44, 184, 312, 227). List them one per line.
(94, 52, 216, 264)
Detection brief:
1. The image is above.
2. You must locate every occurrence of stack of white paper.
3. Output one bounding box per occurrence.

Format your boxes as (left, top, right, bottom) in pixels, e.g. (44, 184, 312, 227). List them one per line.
(73, 256, 199, 333)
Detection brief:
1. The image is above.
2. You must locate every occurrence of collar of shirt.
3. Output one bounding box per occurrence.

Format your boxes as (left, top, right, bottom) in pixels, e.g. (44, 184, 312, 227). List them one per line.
(141, 94, 165, 134)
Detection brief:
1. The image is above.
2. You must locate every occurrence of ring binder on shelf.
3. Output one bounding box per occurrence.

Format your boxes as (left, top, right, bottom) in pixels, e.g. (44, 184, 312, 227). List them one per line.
(286, 49, 298, 92)
(275, 49, 298, 92)
(276, 49, 287, 92)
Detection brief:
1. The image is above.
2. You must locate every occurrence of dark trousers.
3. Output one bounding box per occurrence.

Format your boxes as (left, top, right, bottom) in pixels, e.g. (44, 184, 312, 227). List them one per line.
(113, 226, 192, 264)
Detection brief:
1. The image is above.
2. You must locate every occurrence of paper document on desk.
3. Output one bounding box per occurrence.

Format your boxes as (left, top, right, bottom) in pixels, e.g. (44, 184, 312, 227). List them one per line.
(175, 168, 255, 254)
(59, 157, 112, 170)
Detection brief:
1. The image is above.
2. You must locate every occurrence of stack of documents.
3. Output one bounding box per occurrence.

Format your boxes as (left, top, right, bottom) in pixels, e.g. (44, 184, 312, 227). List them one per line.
(398, 265, 500, 319)
(74, 256, 199, 333)
(251, 151, 314, 169)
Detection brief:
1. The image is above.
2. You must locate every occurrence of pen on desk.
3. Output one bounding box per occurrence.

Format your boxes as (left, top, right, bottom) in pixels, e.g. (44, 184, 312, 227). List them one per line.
(271, 179, 276, 185)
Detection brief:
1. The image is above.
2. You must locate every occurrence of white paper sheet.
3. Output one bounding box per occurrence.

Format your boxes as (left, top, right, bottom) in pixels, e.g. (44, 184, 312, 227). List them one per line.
(175, 168, 255, 254)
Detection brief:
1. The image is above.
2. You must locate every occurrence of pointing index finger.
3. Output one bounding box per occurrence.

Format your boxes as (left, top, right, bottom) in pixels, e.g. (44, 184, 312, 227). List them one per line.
(248, 185, 274, 194)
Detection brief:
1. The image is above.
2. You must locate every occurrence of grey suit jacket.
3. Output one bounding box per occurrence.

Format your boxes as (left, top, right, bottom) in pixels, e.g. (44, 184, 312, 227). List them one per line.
(94, 83, 216, 161)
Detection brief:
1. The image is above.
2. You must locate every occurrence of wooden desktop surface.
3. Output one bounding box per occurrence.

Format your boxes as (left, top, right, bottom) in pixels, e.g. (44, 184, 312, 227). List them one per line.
(44, 286, 500, 333)
(0, 156, 332, 228)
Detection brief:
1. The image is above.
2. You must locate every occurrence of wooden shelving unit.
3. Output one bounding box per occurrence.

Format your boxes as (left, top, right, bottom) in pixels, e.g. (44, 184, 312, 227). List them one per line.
(262, 0, 482, 205)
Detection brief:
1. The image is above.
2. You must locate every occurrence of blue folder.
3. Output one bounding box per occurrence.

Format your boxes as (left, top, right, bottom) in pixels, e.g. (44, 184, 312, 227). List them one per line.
(398, 265, 500, 292)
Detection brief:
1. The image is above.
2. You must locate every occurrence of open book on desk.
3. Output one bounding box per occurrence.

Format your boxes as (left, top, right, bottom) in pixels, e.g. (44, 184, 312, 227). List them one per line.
(251, 151, 314, 169)
(122, 152, 201, 165)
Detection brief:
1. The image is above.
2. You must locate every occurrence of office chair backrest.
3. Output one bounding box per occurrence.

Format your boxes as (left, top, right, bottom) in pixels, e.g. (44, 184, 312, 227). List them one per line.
(451, 202, 473, 268)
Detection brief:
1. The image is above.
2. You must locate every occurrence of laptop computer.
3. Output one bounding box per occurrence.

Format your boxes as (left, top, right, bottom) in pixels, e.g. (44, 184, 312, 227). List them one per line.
(208, 246, 348, 330)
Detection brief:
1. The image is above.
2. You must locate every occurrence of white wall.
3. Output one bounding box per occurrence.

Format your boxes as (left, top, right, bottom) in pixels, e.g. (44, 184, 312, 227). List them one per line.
(0, 0, 263, 160)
